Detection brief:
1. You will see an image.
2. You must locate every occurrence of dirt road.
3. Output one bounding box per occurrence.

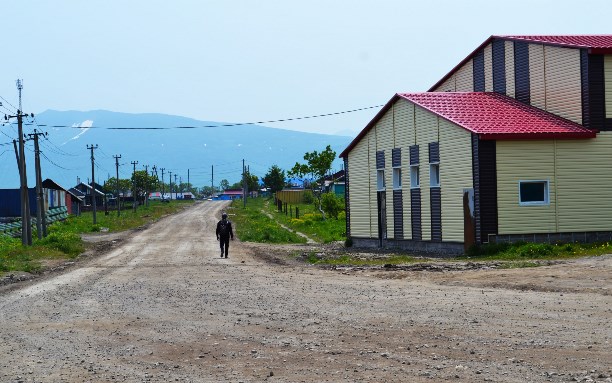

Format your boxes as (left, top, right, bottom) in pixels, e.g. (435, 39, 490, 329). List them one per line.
(1, 201, 611, 382)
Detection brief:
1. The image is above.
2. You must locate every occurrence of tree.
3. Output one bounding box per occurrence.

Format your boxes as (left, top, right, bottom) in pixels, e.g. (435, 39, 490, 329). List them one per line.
(103, 177, 131, 197)
(288, 145, 337, 219)
(132, 170, 158, 202)
(219, 179, 230, 191)
(263, 165, 286, 194)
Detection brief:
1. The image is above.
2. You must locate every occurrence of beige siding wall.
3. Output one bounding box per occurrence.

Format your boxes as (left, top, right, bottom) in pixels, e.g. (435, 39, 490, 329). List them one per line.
(455, 60, 474, 92)
(414, 106, 439, 241)
(394, 100, 413, 239)
(484, 44, 493, 92)
(347, 137, 371, 238)
(369, 129, 378, 238)
(497, 140, 557, 234)
(497, 134, 612, 234)
(555, 133, 612, 231)
(529, 44, 547, 111)
(604, 55, 612, 118)
(505, 40, 515, 98)
(545, 46, 582, 124)
(394, 100, 414, 150)
(347, 99, 475, 244)
(435, 76, 456, 92)
(376, 110, 395, 238)
(438, 120, 473, 241)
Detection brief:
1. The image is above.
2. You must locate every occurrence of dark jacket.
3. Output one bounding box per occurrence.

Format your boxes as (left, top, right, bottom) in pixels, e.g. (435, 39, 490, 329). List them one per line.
(216, 219, 234, 239)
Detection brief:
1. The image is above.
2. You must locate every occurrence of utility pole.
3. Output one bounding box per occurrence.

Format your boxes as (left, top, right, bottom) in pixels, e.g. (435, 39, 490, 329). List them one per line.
(160, 168, 165, 200)
(131, 160, 138, 212)
(211, 165, 214, 196)
(187, 169, 190, 195)
(6, 80, 33, 245)
(144, 164, 149, 207)
(87, 144, 99, 224)
(113, 155, 121, 216)
(28, 129, 48, 239)
(174, 174, 178, 196)
(168, 171, 173, 200)
(243, 159, 246, 208)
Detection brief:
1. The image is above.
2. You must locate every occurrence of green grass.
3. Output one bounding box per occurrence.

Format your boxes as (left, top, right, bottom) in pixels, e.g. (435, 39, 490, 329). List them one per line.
(53, 200, 193, 234)
(261, 197, 346, 243)
(463, 241, 612, 262)
(230, 199, 306, 244)
(0, 200, 193, 274)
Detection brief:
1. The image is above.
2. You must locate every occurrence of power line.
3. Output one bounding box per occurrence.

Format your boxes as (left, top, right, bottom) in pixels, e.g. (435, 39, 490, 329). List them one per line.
(0, 95, 18, 112)
(39, 150, 73, 170)
(31, 104, 384, 130)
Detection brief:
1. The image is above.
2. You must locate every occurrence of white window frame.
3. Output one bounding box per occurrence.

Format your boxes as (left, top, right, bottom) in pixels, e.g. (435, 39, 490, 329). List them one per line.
(377, 169, 385, 191)
(410, 165, 420, 189)
(518, 180, 550, 206)
(392, 167, 402, 190)
(429, 162, 440, 188)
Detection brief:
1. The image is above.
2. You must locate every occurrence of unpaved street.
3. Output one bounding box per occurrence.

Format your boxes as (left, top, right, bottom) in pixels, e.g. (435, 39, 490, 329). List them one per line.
(1, 202, 611, 382)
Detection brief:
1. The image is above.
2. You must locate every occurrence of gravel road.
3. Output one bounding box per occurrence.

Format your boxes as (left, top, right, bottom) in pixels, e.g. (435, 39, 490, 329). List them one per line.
(1, 201, 611, 382)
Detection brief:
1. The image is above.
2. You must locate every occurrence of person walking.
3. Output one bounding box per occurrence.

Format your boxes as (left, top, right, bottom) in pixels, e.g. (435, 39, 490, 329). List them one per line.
(216, 212, 234, 258)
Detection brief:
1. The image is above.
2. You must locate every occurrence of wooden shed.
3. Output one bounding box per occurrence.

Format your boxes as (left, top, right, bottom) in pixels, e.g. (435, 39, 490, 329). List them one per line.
(341, 35, 612, 253)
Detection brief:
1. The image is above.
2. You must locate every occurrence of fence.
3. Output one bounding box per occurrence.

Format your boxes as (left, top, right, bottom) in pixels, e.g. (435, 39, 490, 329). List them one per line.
(275, 190, 304, 205)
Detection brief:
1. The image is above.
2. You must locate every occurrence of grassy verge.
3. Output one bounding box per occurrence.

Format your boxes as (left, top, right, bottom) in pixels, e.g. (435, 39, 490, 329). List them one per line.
(0, 200, 193, 274)
(261, 197, 346, 243)
(464, 241, 612, 260)
(230, 198, 306, 244)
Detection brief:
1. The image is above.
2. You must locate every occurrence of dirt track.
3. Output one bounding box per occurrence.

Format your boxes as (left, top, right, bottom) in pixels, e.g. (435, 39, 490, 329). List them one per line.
(0, 201, 611, 382)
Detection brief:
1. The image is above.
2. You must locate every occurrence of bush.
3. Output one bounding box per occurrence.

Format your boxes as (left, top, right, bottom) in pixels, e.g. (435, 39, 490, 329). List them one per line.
(321, 193, 344, 219)
(302, 190, 314, 204)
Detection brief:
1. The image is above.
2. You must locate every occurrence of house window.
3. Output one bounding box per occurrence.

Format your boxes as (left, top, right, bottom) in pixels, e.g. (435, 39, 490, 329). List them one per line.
(377, 170, 385, 190)
(519, 180, 549, 205)
(410, 165, 419, 188)
(430, 163, 440, 187)
(393, 168, 402, 189)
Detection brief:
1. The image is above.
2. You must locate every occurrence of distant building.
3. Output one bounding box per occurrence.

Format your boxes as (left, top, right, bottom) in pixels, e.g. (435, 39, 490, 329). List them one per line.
(215, 189, 243, 200)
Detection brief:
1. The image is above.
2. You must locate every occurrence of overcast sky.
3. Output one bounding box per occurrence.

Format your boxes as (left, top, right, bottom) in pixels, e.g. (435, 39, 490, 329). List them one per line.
(1, 0, 612, 137)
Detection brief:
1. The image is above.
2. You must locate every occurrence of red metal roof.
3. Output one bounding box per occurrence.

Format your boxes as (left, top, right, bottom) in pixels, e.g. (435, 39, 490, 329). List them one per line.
(429, 35, 612, 92)
(500, 35, 612, 49)
(340, 92, 596, 158)
(399, 92, 596, 139)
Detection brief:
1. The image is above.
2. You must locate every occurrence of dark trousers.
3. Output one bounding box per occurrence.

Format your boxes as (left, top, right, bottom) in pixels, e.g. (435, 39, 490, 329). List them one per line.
(219, 236, 230, 256)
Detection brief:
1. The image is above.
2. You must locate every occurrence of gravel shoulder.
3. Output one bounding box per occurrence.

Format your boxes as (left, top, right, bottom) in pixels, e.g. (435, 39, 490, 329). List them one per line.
(0, 201, 611, 382)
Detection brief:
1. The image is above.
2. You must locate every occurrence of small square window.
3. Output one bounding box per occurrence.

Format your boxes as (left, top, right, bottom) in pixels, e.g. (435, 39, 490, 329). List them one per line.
(377, 170, 385, 190)
(430, 163, 440, 187)
(393, 168, 402, 189)
(410, 165, 419, 188)
(519, 180, 549, 205)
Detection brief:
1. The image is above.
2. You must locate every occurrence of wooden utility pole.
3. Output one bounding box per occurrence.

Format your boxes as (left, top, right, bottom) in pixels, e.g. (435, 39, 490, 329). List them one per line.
(160, 168, 165, 200)
(113, 155, 121, 216)
(211, 165, 214, 195)
(28, 130, 48, 239)
(187, 169, 190, 195)
(131, 160, 138, 212)
(87, 144, 99, 224)
(243, 159, 246, 208)
(168, 171, 173, 200)
(6, 80, 33, 245)
(174, 174, 178, 196)
(144, 164, 149, 207)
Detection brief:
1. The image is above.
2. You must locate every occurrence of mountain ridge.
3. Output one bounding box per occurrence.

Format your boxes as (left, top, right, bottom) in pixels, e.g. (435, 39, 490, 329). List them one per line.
(0, 109, 353, 190)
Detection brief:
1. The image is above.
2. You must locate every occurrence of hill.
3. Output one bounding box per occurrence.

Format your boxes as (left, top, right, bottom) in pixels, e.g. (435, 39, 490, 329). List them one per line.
(0, 110, 353, 189)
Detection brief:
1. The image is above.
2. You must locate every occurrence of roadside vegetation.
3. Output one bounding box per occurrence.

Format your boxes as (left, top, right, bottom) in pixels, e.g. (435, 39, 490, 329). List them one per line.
(231, 196, 346, 244)
(462, 241, 612, 266)
(0, 200, 193, 274)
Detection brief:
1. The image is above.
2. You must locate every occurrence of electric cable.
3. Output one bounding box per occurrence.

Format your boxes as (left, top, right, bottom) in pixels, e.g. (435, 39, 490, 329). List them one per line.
(31, 104, 384, 130)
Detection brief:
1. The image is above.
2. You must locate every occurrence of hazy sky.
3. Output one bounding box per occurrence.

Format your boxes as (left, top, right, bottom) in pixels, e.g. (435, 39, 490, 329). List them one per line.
(1, 0, 612, 136)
